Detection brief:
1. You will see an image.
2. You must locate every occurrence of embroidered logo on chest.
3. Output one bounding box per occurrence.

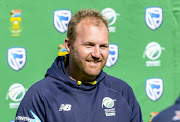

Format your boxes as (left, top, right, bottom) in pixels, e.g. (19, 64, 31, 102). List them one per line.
(102, 97, 116, 116)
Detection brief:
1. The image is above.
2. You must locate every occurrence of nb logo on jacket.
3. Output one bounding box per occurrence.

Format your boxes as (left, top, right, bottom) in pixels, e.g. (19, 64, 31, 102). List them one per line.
(59, 104, 72, 111)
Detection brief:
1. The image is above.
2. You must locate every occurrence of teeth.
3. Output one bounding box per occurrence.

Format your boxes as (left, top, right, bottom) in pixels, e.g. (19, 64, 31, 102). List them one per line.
(88, 61, 98, 63)
(89, 61, 95, 63)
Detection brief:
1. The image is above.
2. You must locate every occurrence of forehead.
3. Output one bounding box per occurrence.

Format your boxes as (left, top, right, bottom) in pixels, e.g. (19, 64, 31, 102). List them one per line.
(74, 19, 109, 45)
(76, 20, 108, 38)
(77, 18, 107, 30)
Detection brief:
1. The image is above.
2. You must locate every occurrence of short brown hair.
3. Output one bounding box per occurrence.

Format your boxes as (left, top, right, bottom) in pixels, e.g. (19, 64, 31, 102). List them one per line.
(67, 9, 108, 43)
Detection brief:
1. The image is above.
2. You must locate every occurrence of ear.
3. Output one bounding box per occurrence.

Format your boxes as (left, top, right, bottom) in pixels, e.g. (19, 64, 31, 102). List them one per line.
(65, 38, 71, 53)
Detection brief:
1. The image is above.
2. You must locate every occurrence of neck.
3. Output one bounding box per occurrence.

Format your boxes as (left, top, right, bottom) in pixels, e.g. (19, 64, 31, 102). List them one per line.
(65, 65, 96, 82)
(65, 65, 76, 81)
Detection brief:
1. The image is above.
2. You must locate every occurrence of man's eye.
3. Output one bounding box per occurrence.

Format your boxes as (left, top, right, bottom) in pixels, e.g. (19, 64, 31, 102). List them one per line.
(85, 44, 94, 47)
(100, 45, 108, 48)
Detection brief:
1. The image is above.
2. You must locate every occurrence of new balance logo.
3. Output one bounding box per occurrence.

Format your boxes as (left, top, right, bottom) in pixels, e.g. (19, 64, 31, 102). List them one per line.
(59, 104, 71, 111)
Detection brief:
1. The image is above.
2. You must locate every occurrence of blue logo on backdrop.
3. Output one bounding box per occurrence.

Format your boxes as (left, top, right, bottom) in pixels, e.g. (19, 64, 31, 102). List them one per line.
(54, 10, 71, 33)
(106, 44, 118, 67)
(145, 7, 163, 30)
(8, 47, 26, 71)
(146, 78, 163, 101)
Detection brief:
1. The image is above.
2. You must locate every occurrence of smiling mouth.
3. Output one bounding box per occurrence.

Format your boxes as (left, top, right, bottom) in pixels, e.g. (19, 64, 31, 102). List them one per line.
(87, 60, 101, 64)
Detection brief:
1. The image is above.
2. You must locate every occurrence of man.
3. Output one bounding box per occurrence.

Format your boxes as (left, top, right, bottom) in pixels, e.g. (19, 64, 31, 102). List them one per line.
(152, 96, 180, 122)
(15, 9, 143, 122)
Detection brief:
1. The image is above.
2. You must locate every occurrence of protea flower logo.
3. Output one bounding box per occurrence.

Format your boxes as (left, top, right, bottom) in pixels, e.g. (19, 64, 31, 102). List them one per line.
(102, 97, 116, 116)
(102, 97, 116, 108)
(6, 83, 26, 102)
(101, 8, 120, 32)
(143, 42, 164, 60)
(6, 83, 27, 108)
(101, 8, 116, 26)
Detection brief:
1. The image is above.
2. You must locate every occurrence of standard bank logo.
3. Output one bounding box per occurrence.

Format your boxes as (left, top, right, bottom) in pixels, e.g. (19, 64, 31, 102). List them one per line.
(54, 10, 71, 33)
(8, 47, 26, 71)
(146, 78, 163, 101)
(101, 8, 120, 32)
(106, 44, 118, 67)
(6, 83, 27, 108)
(145, 7, 163, 30)
(143, 42, 165, 67)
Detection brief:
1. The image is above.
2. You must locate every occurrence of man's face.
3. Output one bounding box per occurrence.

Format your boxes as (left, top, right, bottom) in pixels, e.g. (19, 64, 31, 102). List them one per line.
(69, 19, 109, 81)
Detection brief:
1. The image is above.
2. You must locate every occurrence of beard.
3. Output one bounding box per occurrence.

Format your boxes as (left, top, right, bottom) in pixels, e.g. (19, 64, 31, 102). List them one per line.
(69, 47, 106, 81)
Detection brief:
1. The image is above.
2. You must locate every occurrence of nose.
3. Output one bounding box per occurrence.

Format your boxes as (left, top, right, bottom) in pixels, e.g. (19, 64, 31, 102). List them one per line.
(91, 46, 101, 58)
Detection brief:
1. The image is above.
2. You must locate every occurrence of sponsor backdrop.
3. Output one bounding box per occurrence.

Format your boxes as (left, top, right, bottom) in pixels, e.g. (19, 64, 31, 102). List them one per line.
(0, 0, 180, 121)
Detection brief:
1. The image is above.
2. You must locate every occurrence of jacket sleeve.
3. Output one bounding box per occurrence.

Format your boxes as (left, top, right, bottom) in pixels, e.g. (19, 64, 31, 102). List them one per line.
(15, 84, 46, 122)
(124, 86, 143, 122)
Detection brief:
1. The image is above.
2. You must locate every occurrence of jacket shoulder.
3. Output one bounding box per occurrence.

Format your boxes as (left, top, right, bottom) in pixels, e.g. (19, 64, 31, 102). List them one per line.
(23, 77, 57, 104)
(104, 75, 143, 121)
(104, 75, 133, 93)
(104, 75, 138, 109)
